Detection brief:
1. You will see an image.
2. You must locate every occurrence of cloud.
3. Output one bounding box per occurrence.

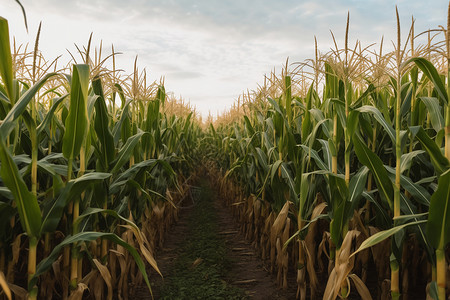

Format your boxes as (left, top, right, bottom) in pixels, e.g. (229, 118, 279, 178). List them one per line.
(0, 0, 447, 117)
(167, 70, 204, 80)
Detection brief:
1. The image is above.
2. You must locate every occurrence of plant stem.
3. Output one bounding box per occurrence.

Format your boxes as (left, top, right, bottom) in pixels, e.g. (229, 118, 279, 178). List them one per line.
(101, 196, 108, 259)
(344, 84, 350, 185)
(71, 146, 85, 288)
(30, 126, 37, 195)
(436, 247, 446, 300)
(332, 115, 338, 174)
(391, 8, 402, 299)
(391, 258, 400, 300)
(27, 236, 38, 300)
(70, 197, 80, 289)
(445, 105, 450, 160)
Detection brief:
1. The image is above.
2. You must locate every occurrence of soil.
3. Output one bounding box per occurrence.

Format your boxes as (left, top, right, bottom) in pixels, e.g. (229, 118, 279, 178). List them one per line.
(214, 188, 297, 300)
(134, 178, 297, 299)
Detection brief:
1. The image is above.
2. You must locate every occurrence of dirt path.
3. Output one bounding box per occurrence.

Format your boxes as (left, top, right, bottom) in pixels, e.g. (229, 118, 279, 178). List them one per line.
(135, 178, 297, 299)
(214, 191, 297, 300)
(134, 195, 194, 300)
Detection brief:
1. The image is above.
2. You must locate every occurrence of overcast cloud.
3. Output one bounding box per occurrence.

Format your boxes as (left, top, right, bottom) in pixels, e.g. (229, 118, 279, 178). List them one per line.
(0, 0, 447, 116)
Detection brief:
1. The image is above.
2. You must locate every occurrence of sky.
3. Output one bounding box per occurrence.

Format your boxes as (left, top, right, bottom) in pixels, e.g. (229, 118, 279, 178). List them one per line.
(0, 0, 447, 117)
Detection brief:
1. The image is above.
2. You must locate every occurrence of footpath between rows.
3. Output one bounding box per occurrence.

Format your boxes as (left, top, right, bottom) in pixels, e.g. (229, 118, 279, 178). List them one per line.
(136, 178, 296, 299)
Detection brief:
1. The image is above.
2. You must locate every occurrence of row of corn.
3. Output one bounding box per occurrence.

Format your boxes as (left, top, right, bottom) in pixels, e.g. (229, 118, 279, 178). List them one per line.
(205, 5, 450, 300)
(0, 17, 201, 300)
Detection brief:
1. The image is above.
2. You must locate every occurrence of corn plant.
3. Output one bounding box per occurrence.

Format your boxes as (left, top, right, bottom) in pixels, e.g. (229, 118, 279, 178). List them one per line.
(207, 3, 450, 300)
(0, 16, 201, 300)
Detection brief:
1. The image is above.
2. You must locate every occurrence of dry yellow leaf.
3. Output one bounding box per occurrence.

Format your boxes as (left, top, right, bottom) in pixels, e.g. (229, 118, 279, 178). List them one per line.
(12, 233, 24, 265)
(191, 258, 203, 268)
(348, 274, 373, 300)
(7, 283, 27, 300)
(0, 271, 11, 300)
(93, 259, 113, 300)
(67, 283, 88, 300)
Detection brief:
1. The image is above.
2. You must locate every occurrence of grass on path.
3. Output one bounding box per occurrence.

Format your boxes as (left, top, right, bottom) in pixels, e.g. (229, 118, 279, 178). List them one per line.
(159, 179, 248, 300)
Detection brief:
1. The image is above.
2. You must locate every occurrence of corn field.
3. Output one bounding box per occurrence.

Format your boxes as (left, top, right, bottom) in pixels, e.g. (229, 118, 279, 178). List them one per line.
(206, 6, 450, 300)
(0, 2, 450, 300)
(0, 14, 202, 300)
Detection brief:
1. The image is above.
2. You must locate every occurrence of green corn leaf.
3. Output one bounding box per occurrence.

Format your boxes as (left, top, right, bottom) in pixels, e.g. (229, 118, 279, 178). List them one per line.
(417, 97, 444, 132)
(328, 137, 337, 158)
(36, 94, 68, 135)
(397, 193, 431, 257)
(404, 57, 448, 105)
(40, 153, 68, 176)
(324, 62, 339, 99)
(428, 281, 439, 300)
(244, 115, 255, 136)
(114, 83, 126, 107)
(353, 133, 394, 210)
(358, 114, 375, 142)
(279, 161, 296, 199)
(87, 95, 99, 120)
(351, 219, 427, 257)
(299, 173, 310, 221)
(287, 212, 328, 247)
(0, 73, 58, 137)
(35, 160, 56, 176)
(309, 108, 325, 122)
(356, 105, 395, 144)
(113, 99, 132, 145)
(209, 123, 216, 137)
(110, 158, 174, 193)
(126, 179, 168, 204)
(92, 77, 115, 171)
(362, 191, 391, 228)
(20, 109, 35, 137)
(426, 168, 450, 249)
(351, 83, 376, 108)
(384, 165, 431, 206)
(401, 174, 431, 207)
(74, 207, 139, 234)
(409, 126, 449, 175)
(270, 160, 283, 185)
(255, 148, 268, 172)
(349, 166, 369, 204)
(318, 139, 332, 171)
(329, 173, 349, 247)
(156, 85, 166, 105)
(0, 188, 13, 200)
(0, 18, 14, 101)
(330, 199, 346, 247)
(393, 212, 428, 222)
(334, 99, 346, 128)
(400, 150, 425, 174)
(145, 98, 159, 132)
(347, 109, 360, 138)
(284, 75, 292, 123)
(0, 138, 41, 238)
(305, 118, 329, 147)
(269, 159, 296, 200)
(310, 109, 331, 138)
(183, 112, 192, 135)
(30, 231, 152, 294)
(400, 83, 413, 118)
(40, 172, 111, 234)
(299, 145, 328, 171)
(267, 97, 285, 122)
(301, 85, 313, 140)
(62, 64, 90, 161)
(110, 131, 147, 173)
